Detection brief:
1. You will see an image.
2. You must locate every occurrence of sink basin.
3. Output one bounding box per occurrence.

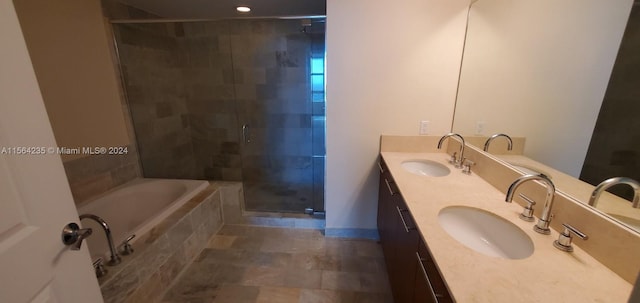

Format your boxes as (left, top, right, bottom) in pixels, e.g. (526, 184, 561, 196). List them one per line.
(401, 160, 450, 177)
(438, 206, 534, 259)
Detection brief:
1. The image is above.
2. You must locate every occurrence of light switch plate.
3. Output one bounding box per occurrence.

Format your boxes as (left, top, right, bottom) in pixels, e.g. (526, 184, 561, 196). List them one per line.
(476, 121, 485, 135)
(419, 120, 430, 135)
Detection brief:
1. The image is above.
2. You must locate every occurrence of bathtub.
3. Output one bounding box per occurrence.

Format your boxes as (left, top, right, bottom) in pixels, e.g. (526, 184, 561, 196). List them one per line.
(77, 178, 210, 260)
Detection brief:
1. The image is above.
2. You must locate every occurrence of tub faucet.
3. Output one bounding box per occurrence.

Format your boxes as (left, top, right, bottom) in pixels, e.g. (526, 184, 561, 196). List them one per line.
(588, 177, 640, 208)
(505, 174, 556, 235)
(80, 214, 121, 266)
(483, 133, 513, 152)
(438, 133, 465, 168)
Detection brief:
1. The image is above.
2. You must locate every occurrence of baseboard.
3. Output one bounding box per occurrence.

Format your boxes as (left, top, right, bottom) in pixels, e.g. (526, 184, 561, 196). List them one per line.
(324, 228, 379, 240)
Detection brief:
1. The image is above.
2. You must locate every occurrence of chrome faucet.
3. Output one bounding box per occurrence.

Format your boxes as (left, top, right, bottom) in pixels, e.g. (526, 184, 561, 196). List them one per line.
(438, 133, 465, 168)
(80, 214, 121, 266)
(483, 133, 513, 152)
(505, 174, 556, 235)
(588, 177, 640, 208)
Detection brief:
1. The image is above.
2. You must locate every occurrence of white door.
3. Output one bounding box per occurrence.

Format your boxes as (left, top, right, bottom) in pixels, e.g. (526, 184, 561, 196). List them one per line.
(0, 1, 103, 302)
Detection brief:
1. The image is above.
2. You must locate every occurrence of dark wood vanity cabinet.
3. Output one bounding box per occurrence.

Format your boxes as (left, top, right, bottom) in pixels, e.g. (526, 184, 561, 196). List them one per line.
(378, 158, 453, 303)
(413, 238, 453, 303)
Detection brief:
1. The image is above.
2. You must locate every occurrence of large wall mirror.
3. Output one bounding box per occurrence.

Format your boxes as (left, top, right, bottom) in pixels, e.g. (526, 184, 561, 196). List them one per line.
(452, 0, 640, 231)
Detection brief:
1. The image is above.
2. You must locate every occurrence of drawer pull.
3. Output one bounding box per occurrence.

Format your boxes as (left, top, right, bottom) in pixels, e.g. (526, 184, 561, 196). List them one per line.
(396, 206, 416, 233)
(416, 251, 442, 302)
(377, 161, 385, 173)
(384, 178, 395, 196)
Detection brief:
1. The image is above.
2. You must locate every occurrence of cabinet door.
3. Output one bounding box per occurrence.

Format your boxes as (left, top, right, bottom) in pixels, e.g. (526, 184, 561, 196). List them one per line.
(377, 159, 393, 247)
(377, 159, 395, 266)
(391, 197, 419, 303)
(414, 238, 453, 303)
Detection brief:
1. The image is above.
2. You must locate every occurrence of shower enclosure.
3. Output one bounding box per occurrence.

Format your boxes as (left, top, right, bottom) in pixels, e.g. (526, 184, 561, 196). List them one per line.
(113, 19, 326, 214)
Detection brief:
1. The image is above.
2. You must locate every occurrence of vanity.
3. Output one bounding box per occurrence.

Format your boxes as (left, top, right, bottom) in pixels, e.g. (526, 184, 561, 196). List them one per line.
(377, 135, 636, 302)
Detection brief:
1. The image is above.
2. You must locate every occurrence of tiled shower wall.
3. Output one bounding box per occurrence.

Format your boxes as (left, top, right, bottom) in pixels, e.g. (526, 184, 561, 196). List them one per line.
(581, 6, 639, 199)
(115, 23, 198, 179)
(181, 22, 242, 181)
(115, 20, 325, 213)
(229, 20, 325, 212)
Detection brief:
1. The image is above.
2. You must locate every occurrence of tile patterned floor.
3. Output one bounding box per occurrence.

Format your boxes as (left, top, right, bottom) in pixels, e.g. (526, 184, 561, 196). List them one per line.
(161, 225, 393, 303)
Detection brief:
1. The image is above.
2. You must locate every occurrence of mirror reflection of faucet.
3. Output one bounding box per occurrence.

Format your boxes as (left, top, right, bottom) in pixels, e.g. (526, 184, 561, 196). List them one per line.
(483, 133, 513, 152)
(588, 177, 640, 208)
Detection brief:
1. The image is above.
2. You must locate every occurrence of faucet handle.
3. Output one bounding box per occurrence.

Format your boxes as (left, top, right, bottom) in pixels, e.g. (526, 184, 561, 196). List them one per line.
(518, 194, 536, 222)
(93, 257, 108, 278)
(448, 152, 458, 165)
(462, 159, 475, 175)
(119, 234, 136, 255)
(553, 223, 588, 252)
(451, 153, 466, 168)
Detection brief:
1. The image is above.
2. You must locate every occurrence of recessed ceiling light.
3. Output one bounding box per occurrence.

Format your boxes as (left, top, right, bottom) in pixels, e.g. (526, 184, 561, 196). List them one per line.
(236, 6, 251, 13)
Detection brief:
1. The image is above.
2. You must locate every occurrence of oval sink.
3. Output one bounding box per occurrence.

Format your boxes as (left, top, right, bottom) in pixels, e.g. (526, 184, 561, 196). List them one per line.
(438, 206, 534, 259)
(401, 160, 450, 177)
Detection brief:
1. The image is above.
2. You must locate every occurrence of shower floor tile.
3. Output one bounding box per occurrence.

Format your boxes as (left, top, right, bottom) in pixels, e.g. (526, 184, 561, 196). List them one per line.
(161, 225, 392, 303)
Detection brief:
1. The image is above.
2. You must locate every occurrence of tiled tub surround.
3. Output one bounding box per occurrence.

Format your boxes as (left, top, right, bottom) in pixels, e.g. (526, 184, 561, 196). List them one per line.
(379, 135, 637, 301)
(77, 179, 209, 261)
(63, 145, 141, 204)
(97, 182, 224, 303)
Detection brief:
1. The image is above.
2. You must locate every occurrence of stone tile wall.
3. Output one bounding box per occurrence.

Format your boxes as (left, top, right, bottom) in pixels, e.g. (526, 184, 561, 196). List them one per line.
(64, 146, 141, 204)
(114, 19, 326, 213)
(181, 22, 242, 181)
(98, 183, 224, 303)
(115, 23, 199, 179)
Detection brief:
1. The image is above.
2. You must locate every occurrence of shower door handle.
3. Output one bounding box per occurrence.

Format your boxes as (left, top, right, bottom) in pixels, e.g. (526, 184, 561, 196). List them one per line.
(242, 124, 251, 143)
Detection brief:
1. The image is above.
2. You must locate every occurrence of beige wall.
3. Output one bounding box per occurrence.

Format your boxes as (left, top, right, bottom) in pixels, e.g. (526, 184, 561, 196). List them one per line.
(14, 0, 129, 161)
(453, 0, 633, 177)
(325, 0, 469, 231)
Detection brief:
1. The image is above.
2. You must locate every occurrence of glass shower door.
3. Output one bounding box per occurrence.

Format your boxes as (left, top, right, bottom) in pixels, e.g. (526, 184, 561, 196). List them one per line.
(230, 19, 325, 213)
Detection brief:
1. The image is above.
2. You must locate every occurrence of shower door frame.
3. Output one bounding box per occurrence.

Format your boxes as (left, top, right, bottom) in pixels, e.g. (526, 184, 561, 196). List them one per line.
(228, 17, 326, 214)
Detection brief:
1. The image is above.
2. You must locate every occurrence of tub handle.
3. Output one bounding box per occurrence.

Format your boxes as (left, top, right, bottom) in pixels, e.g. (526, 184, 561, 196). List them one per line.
(93, 258, 108, 278)
(119, 234, 136, 255)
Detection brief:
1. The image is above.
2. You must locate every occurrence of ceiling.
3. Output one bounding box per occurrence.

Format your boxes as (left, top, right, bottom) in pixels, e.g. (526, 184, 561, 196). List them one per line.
(114, 0, 326, 19)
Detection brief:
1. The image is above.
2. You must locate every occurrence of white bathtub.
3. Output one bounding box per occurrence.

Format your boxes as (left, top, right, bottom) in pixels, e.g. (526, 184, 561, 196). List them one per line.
(77, 178, 210, 260)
